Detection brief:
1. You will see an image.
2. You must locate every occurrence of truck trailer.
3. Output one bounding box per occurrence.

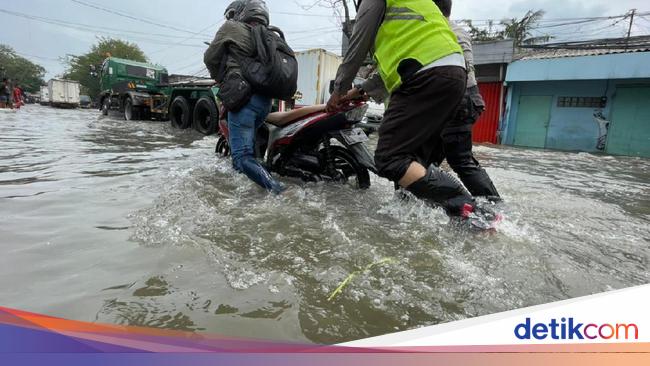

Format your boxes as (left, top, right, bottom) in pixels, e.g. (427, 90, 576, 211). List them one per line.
(48, 79, 80, 108)
(98, 57, 221, 135)
(39, 85, 50, 106)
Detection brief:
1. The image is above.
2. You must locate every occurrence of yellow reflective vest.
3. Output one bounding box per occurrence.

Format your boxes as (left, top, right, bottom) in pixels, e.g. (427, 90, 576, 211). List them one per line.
(374, 0, 463, 93)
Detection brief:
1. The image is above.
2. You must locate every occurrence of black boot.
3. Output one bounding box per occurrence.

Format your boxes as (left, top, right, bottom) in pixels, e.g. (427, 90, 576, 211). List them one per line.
(406, 166, 474, 216)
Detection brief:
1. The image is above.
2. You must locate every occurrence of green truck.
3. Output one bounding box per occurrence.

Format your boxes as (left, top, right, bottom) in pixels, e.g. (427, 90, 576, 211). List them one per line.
(98, 57, 221, 135)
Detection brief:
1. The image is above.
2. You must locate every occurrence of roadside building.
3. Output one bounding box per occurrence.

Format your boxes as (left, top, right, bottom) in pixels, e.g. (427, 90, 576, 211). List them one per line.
(501, 40, 650, 157)
(473, 39, 515, 144)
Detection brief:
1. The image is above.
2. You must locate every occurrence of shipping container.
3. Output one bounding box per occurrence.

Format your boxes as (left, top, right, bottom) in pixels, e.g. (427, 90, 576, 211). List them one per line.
(48, 79, 80, 108)
(39, 85, 50, 106)
(294, 49, 342, 106)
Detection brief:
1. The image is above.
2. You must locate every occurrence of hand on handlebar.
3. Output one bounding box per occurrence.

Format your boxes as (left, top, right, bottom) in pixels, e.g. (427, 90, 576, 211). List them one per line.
(326, 87, 367, 113)
(341, 87, 365, 103)
(325, 92, 342, 113)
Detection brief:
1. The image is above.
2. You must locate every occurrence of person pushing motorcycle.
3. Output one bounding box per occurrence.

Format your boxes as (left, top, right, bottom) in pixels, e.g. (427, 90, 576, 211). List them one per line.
(327, 0, 479, 217)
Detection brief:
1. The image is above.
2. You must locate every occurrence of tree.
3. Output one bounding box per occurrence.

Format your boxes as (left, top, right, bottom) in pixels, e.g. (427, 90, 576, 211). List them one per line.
(500, 10, 551, 46)
(463, 20, 504, 42)
(0, 45, 46, 93)
(64, 38, 148, 98)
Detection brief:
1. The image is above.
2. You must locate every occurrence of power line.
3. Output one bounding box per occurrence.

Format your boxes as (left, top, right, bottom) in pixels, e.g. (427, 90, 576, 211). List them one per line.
(274, 11, 335, 18)
(149, 19, 223, 55)
(0, 9, 205, 48)
(0, 9, 210, 40)
(13, 51, 61, 62)
(70, 0, 214, 37)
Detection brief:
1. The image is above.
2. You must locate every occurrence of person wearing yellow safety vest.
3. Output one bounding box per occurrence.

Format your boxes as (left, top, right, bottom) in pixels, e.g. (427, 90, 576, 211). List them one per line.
(326, 0, 477, 217)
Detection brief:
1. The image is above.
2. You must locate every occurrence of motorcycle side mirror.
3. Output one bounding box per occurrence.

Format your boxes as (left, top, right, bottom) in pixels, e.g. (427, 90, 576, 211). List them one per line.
(89, 65, 98, 78)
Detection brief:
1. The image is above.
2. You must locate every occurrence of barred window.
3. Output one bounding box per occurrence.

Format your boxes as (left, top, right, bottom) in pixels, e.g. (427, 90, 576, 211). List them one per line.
(557, 96, 606, 108)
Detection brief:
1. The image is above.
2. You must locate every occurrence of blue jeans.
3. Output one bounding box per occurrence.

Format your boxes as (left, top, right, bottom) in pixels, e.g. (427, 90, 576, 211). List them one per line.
(228, 94, 284, 194)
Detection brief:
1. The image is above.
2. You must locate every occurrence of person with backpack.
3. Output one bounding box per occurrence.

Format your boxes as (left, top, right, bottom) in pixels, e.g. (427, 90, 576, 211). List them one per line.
(429, 0, 500, 199)
(326, 0, 478, 217)
(204, 0, 291, 194)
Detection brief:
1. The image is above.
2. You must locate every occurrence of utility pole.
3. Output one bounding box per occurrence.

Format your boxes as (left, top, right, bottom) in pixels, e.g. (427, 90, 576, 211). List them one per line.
(625, 9, 636, 49)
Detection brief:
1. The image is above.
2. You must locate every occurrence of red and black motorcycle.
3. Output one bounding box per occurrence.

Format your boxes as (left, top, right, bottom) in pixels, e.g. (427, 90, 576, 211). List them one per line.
(215, 102, 377, 189)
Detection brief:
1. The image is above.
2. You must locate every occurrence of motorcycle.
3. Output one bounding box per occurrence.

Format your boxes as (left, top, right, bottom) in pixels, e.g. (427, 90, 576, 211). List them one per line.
(215, 101, 376, 189)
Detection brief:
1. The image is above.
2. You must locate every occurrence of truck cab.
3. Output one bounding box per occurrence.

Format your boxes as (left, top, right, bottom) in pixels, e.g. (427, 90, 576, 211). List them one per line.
(99, 57, 169, 120)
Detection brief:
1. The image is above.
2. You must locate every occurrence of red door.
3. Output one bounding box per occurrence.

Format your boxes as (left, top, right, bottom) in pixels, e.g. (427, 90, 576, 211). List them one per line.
(473, 82, 502, 144)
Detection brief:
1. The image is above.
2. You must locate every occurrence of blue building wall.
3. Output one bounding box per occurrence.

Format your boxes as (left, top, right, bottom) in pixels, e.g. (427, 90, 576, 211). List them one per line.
(503, 80, 608, 152)
(502, 78, 650, 153)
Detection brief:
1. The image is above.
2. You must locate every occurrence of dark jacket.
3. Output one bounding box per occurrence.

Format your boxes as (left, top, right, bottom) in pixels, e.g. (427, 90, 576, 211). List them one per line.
(204, 20, 255, 83)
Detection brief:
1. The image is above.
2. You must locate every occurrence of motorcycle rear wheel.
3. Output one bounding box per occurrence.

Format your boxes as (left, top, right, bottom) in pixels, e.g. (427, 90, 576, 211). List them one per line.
(322, 146, 371, 190)
(216, 135, 230, 157)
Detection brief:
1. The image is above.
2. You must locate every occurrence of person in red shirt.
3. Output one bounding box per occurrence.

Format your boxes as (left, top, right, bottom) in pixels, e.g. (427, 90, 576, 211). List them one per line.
(12, 84, 24, 109)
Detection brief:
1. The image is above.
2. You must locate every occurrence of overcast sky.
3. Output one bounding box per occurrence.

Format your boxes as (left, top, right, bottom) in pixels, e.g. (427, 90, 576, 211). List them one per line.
(1, 0, 648, 79)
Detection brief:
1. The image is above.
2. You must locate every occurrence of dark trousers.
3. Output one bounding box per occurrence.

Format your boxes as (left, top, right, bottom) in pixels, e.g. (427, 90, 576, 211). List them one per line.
(375, 66, 467, 183)
(431, 86, 500, 198)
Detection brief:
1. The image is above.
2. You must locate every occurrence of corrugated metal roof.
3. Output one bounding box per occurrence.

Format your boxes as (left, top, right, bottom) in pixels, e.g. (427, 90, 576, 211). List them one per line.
(519, 47, 650, 60)
(473, 40, 515, 65)
(506, 50, 650, 82)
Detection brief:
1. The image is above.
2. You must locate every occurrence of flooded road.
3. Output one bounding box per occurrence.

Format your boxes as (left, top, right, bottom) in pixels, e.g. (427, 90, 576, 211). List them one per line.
(1, 105, 649, 343)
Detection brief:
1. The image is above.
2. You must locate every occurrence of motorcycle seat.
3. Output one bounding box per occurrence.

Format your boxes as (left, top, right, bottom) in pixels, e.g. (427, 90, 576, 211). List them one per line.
(265, 105, 329, 127)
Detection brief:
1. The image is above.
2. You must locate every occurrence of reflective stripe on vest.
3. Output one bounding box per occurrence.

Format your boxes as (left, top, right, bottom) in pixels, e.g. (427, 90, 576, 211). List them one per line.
(385, 6, 425, 21)
(374, 0, 463, 93)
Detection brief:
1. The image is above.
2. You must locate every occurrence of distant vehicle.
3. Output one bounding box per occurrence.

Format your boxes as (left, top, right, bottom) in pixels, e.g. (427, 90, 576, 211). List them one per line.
(39, 86, 50, 106)
(358, 101, 384, 135)
(79, 95, 92, 109)
(98, 57, 170, 121)
(97, 56, 222, 135)
(48, 79, 80, 108)
(23, 92, 36, 104)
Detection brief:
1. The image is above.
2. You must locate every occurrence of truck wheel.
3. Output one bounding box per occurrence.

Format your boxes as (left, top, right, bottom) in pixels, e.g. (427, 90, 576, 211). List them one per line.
(124, 97, 139, 121)
(101, 98, 109, 116)
(170, 96, 191, 129)
(141, 108, 151, 121)
(193, 97, 219, 135)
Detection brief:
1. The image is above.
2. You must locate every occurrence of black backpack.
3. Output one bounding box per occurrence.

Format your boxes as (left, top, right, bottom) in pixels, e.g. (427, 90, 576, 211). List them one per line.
(238, 25, 298, 101)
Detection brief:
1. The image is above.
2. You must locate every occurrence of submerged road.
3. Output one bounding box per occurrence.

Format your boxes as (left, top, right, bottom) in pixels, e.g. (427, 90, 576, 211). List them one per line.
(1, 105, 649, 343)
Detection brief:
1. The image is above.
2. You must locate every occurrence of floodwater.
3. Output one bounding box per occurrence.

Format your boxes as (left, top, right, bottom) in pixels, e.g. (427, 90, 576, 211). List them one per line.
(1, 105, 649, 344)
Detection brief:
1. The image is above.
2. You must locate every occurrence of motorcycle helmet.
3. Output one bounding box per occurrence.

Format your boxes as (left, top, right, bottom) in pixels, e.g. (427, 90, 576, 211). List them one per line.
(237, 0, 270, 26)
(224, 0, 246, 21)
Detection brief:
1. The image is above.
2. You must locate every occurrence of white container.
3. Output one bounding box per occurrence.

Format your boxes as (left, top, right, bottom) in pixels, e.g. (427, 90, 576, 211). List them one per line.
(48, 79, 80, 108)
(294, 49, 342, 106)
(39, 86, 50, 105)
